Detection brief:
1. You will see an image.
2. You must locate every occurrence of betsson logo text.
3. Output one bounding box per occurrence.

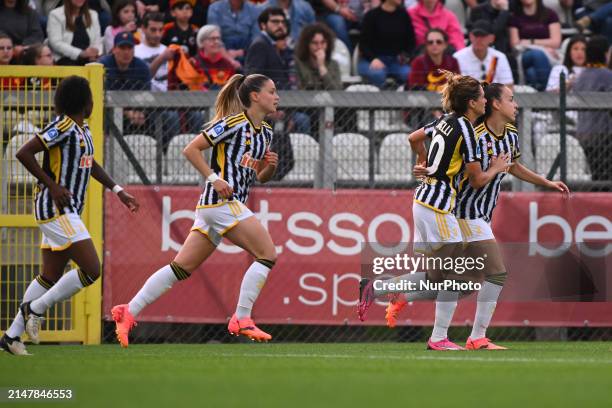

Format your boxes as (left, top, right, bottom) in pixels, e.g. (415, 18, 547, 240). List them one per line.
(161, 197, 611, 257)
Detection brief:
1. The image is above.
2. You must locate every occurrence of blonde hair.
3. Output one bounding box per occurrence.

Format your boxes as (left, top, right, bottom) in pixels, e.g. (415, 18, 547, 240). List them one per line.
(210, 73, 271, 124)
(439, 70, 482, 116)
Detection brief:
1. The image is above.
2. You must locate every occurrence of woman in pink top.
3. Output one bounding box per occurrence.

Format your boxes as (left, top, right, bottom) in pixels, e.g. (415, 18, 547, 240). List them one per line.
(408, 0, 465, 53)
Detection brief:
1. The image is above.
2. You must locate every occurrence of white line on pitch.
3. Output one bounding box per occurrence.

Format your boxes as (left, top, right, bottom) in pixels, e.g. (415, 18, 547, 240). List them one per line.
(214, 352, 612, 365)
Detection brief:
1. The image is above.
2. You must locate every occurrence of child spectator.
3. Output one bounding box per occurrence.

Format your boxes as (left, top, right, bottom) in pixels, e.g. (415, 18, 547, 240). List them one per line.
(103, 0, 139, 54)
(162, 0, 199, 57)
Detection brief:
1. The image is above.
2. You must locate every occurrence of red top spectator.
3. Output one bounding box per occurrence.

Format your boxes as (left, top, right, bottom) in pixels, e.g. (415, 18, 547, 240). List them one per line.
(408, 0, 465, 52)
(193, 25, 235, 90)
(407, 28, 460, 91)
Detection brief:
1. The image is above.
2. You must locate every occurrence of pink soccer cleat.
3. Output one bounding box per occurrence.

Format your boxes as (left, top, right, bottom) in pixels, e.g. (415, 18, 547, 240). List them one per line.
(385, 295, 407, 328)
(358, 279, 375, 321)
(427, 338, 465, 351)
(111, 304, 137, 348)
(228, 314, 272, 342)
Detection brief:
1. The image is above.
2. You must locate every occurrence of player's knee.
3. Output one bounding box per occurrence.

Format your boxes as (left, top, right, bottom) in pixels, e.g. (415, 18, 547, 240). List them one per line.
(486, 272, 507, 286)
(170, 261, 192, 281)
(36, 274, 57, 289)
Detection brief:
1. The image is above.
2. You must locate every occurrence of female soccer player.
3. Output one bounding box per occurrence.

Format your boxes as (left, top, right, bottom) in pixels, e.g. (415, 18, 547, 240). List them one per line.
(451, 83, 569, 349)
(0, 76, 139, 356)
(111, 74, 280, 346)
(359, 72, 511, 350)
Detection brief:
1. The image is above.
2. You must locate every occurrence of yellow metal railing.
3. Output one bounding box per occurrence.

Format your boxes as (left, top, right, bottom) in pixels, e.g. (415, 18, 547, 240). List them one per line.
(0, 65, 104, 344)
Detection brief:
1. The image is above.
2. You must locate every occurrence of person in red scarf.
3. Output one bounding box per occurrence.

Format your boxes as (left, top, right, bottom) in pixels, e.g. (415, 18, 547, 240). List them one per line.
(193, 24, 236, 90)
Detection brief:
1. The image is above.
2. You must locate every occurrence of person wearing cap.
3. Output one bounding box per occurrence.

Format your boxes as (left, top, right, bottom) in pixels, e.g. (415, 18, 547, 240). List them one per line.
(453, 20, 514, 87)
(162, 0, 199, 57)
(99, 31, 151, 90)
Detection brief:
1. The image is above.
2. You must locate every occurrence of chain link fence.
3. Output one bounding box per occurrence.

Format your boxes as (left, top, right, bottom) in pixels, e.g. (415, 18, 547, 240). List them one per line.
(100, 84, 612, 344)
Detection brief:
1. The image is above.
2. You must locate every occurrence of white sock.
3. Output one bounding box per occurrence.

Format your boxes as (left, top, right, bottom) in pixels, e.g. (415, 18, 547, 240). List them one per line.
(470, 282, 503, 339)
(235, 261, 271, 319)
(430, 290, 459, 342)
(6, 277, 51, 338)
(128, 264, 178, 316)
(30, 269, 86, 315)
(373, 272, 427, 297)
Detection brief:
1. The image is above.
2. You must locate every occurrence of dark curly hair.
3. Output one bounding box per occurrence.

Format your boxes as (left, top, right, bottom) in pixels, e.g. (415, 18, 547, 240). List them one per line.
(55, 76, 93, 116)
(295, 23, 336, 64)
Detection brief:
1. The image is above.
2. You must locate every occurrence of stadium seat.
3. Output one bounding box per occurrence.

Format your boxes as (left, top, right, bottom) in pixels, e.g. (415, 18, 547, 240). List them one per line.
(164, 134, 201, 184)
(345, 84, 405, 132)
(332, 38, 351, 79)
(112, 134, 158, 184)
(333, 133, 369, 181)
(535, 133, 591, 182)
(4, 134, 39, 184)
(285, 133, 319, 182)
(376, 133, 413, 183)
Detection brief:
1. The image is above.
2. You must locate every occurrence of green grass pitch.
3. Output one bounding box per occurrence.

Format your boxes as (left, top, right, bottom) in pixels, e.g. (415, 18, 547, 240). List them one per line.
(2, 342, 611, 407)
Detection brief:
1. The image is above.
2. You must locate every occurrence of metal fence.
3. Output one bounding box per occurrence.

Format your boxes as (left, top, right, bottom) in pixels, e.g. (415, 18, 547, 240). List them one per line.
(100, 88, 612, 344)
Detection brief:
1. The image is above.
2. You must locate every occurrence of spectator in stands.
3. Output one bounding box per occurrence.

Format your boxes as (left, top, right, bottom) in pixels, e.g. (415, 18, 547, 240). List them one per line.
(468, 0, 517, 81)
(453, 20, 514, 86)
(294, 22, 342, 90)
(358, 0, 416, 88)
(21, 43, 54, 66)
(574, 35, 612, 181)
(245, 7, 292, 89)
(509, 0, 561, 91)
(308, 0, 358, 51)
(546, 34, 586, 91)
(407, 28, 460, 91)
(136, 12, 175, 92)
(193, 24, 236, 90)
(162, 0, 199, 57)
(408, 0, 465, 53)
(266, 0, 315, 44)
(0, 0, 44, 61)
(575, 2, 612, 44)
(100, 32, 150, 90)
(103, 0, 139, 54)
(0, 31, 14, 66)
(47, 0, 102, 65)
(207, 0, 261, 64)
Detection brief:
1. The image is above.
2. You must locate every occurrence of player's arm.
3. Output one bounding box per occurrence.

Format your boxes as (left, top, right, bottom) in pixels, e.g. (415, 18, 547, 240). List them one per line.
(465, 153, 513, 189)
(509, 160, 569, 193)
(408, 127, 428, 165)
(183, 133, 233, 198)
(15, 136, 72, 208)
(256, 150, 278, 183)
(91, 160, 139, 212)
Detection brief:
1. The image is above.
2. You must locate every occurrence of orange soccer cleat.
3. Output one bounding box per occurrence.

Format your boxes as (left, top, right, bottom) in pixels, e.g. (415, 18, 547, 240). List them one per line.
(385, 295, 407, 328)
(111, 304, 137, 348)
(228, 314, 272, 342)
(466, 337, 508, 350)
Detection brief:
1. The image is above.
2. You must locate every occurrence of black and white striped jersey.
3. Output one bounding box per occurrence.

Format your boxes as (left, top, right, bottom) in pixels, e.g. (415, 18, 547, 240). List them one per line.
(454, 122, 521, 221)
(197, 111, 273, 207)
(34, 115, 95, 222)
(414, 113, 481, 213)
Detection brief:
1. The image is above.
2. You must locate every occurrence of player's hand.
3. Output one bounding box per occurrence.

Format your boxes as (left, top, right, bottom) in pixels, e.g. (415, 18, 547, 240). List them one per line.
(548, 180, 570, 195)
(50, 184, 72, 209)
(264, 150, 278, 168)
(490, 153, 513, 172)
(413, 163, 429, 179)
(118, 190, 139, 213)
(213, 179, 234, 199)
(125, 21, 138, 32)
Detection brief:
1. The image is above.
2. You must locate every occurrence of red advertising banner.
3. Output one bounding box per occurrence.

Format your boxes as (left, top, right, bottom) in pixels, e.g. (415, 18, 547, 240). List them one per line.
(103, 187, 612, 326)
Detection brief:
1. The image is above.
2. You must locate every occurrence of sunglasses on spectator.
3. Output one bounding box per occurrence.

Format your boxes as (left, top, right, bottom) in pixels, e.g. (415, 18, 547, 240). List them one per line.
(427, 39, 445, 45)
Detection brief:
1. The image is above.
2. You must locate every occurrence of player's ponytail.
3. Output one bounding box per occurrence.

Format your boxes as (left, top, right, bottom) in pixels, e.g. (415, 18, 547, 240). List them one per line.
(439, 71, 482, 116)
(211, 73, 272, 124)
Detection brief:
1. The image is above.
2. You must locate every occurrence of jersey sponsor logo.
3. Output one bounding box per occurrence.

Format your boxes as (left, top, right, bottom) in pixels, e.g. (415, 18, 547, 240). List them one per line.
(79, 155, 94, 169)
(239, 152, 260, 170)
(47, 128, 59, 139)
